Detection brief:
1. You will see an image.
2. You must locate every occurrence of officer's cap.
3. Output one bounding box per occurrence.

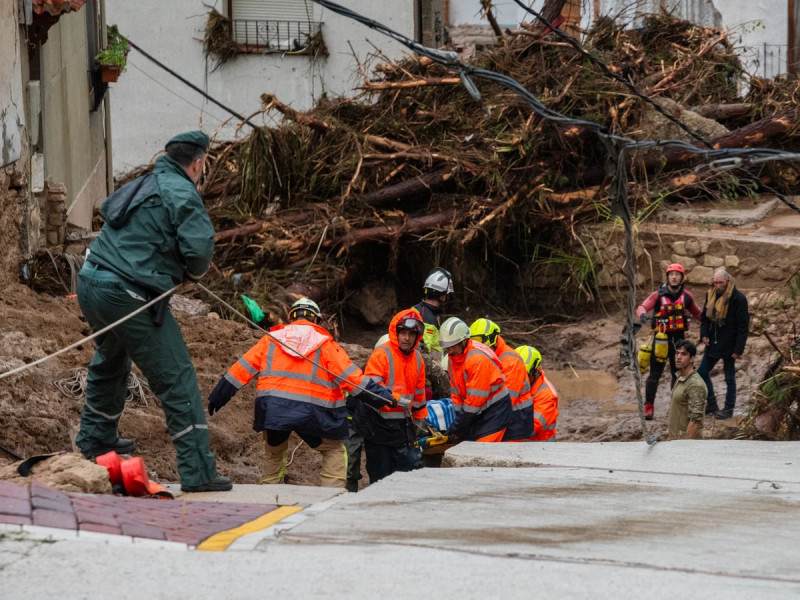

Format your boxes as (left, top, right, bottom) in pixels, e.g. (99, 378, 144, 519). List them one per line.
(165, 130, 210, 152)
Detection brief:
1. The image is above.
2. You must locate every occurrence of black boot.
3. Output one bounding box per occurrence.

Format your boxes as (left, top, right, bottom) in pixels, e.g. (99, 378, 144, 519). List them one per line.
(181, 474, 233, 493)
(80, 437, 136, 459)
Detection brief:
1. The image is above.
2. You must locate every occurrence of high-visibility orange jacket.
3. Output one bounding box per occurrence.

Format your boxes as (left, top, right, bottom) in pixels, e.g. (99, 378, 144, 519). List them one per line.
(224, 319, 368, 439)
(529, 369, 559, 441)
(447, 340, 512, 441)
(495, 335, 533, 440)
(356, 310, 428, 446)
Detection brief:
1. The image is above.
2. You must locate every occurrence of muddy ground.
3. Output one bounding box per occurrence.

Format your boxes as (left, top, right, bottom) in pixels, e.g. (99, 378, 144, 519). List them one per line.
(0, 275, 778, 489)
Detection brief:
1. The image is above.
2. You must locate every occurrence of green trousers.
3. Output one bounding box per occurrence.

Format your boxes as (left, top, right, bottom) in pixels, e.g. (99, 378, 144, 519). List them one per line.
(75, 263, 217, 487)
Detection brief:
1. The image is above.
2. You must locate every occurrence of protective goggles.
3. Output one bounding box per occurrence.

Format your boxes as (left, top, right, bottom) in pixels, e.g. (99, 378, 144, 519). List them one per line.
(396, 317, 424, 335)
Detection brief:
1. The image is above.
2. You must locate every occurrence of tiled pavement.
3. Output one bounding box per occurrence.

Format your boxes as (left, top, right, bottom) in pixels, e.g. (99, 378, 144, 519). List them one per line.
(0, 480, 278, 546)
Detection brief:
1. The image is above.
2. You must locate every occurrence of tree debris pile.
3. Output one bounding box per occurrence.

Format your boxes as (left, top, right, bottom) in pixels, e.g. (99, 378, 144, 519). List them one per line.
(195, 11, 800, 320)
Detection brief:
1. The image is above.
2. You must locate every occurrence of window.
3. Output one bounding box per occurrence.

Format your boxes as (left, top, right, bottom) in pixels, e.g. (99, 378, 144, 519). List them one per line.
(227, 0, 322, 54)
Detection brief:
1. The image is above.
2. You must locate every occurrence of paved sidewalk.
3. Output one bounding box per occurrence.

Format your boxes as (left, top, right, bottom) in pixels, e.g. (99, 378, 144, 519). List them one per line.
(0, 480, 278, 546)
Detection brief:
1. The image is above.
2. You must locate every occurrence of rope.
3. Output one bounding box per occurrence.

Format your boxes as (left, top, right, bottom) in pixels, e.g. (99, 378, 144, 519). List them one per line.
(0, 285, 178, 381)
(53, 368, 150, 406)
(285, 439, 306, 467)
(196, 284, 392, 407)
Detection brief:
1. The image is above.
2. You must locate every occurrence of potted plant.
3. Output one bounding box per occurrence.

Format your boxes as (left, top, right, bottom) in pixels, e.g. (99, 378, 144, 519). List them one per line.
(95, 25, 130, 82)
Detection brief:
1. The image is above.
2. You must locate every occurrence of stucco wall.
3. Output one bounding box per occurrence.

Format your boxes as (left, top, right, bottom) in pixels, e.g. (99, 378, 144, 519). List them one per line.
(40, 9, 108, 230)
(107, 0, 416, 173)
(1, 0, 25, 167)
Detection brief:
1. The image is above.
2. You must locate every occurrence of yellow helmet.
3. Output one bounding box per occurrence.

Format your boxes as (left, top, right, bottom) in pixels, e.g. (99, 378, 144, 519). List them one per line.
(469, 318, 501, 347)
(515, 345, 542, 373)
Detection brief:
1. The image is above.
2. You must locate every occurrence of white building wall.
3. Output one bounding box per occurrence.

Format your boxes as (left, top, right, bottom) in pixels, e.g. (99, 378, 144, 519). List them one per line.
(1, 0, 25, 167)
(107, 0, 416, 173)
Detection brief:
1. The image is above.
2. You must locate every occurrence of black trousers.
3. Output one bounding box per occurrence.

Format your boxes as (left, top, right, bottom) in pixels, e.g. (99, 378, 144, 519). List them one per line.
(644, 331, 684, 405)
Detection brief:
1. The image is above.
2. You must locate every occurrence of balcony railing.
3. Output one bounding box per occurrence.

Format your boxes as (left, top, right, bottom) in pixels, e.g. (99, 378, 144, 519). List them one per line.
(231, 19, 323, 54)
(739, 44, 789, 79)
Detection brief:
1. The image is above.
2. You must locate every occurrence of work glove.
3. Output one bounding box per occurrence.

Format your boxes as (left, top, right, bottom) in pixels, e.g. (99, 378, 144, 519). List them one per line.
(639, 313, 649, 325)
(208, 378, 237, 415)
(395, 393, 412, 411)
(356, 379, 397, 410)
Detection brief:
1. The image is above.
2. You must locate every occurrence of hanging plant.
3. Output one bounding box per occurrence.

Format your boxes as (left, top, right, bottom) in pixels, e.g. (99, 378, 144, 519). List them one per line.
(95, 24, 130, 82)
(204, 9, 239, 70)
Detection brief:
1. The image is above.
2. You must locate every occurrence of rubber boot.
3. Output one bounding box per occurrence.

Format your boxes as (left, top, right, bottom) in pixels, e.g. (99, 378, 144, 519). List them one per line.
(316, 439, 347, 488)
(261, 434, 288, 484)
(644, 403, 654, 420)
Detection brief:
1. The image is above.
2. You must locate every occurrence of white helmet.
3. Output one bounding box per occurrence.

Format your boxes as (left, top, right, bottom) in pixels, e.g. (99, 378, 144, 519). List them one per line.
(289, 297, 321, 321)
(374, 333, 390, 349)
(439, 317, 470, 349)
(423, 267, 454, 295)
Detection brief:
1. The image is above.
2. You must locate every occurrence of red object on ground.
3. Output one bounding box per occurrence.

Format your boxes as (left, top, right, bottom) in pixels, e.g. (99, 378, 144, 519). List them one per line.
(120, 456, 150, 496)
(96, 451, 123, 486)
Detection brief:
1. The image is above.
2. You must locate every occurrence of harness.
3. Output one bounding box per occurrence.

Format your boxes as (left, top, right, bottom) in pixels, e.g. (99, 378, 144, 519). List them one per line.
(655, 290, 689, 333)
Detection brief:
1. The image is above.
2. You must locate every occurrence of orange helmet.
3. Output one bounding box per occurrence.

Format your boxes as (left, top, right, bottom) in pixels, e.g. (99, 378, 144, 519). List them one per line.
(666, 263, 685, 276)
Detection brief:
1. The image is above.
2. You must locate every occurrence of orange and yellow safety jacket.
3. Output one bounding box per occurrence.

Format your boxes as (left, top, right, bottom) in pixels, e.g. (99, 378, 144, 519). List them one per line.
(224, 319, 368, 440)
(494, 335, 533, 440)
(447, 340, 513, 441)
(529, 369, 559, 442)
(355, 310, 428, 446)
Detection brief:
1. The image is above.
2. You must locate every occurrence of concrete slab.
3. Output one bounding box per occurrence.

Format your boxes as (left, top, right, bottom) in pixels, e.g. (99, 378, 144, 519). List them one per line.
(166, 483, 346, 506)
(3, 442, 800, 597)
(442, 440, 800, 483)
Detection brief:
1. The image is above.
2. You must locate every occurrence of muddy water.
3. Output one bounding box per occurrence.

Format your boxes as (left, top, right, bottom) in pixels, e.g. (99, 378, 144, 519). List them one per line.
(547, 370, 619, 409)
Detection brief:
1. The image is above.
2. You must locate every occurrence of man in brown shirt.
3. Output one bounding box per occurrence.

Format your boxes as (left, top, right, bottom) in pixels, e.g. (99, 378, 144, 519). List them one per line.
(668, 339, 708, 439)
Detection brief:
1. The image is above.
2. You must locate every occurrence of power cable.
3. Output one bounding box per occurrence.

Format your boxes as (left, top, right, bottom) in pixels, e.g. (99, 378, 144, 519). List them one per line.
(127, 60, 230, 126)
(126, 39, 259, 131)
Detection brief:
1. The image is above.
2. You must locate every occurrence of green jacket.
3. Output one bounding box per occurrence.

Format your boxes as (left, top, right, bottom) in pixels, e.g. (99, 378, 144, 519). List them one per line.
(668, 371, 707, 439)
(88, 155, 215, 293)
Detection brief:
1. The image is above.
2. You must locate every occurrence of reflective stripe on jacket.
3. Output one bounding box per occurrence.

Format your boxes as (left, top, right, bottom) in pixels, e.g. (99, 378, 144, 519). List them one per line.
(447, 340, 513, 440)
(224, 319, 367, 439)
(529, 369, 559, 441)
(413, 301, 441, 353)
(365, 310, 427, 421)
(356, 310, 428, 447)
(495, 336, 534, 440)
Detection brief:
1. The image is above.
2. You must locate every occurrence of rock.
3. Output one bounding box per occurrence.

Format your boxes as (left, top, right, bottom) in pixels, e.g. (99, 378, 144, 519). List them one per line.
(688, 265, 714, 284)
(0, 453, 112, 494)
(207, 312, 221, 319)
(738, 257, 759, 276)
(761, 266, 786, 281)
(753, 407, 783, 437)
(596, 268, 613, 287)
(703, 255, 724, 268)
(684, 239, 702, 257)
(724, 255, 739, 268)
(672, 241, 686, 255)
(349, 281, 397, 325)
(170, 294, 210, 317)
(670, 254, 696, 269)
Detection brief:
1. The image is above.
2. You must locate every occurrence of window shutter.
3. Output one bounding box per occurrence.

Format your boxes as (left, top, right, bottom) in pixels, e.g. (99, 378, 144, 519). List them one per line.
(231, 0, 315, 22)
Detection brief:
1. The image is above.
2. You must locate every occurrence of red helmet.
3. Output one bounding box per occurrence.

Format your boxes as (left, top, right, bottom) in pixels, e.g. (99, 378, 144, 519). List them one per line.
(666, 263, 685, 276)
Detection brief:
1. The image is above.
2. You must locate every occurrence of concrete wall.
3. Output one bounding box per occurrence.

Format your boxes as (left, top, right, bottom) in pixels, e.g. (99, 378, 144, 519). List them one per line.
(40, 8, 109, 230)
(1, 0, 25, 167)
(107, 0, 416, 173)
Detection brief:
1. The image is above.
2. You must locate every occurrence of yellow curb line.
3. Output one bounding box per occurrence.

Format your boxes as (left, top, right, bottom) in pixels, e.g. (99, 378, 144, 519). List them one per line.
(196, 505, 303, 552)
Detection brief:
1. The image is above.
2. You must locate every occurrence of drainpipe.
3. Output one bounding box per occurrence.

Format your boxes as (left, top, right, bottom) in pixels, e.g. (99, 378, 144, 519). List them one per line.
(790, 0, 796, 74)
(100, 0, 113, 194)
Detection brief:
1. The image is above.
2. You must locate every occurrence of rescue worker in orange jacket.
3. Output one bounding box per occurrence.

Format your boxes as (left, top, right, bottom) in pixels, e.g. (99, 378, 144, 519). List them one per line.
(206, 298, 395, 487)
(636, 263, 703, 420)
(439, 317, 513, 442)
(354, 309, 428, 483)
(469, 318, 533, 441)
(516, 346, 559, 442)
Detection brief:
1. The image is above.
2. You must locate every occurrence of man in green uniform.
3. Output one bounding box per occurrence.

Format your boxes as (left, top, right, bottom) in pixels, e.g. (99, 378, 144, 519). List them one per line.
(668, 340, 707, 440)
(76, 130, 231, 492)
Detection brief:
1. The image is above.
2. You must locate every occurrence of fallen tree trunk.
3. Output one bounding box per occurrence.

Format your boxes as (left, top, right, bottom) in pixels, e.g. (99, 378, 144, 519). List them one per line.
(361, 77, 461, 91)
(575, 109, 797, 187)
(355, 167, 456, 206)
(326, 209, 464, 249)
(689, 103, 752, 120)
